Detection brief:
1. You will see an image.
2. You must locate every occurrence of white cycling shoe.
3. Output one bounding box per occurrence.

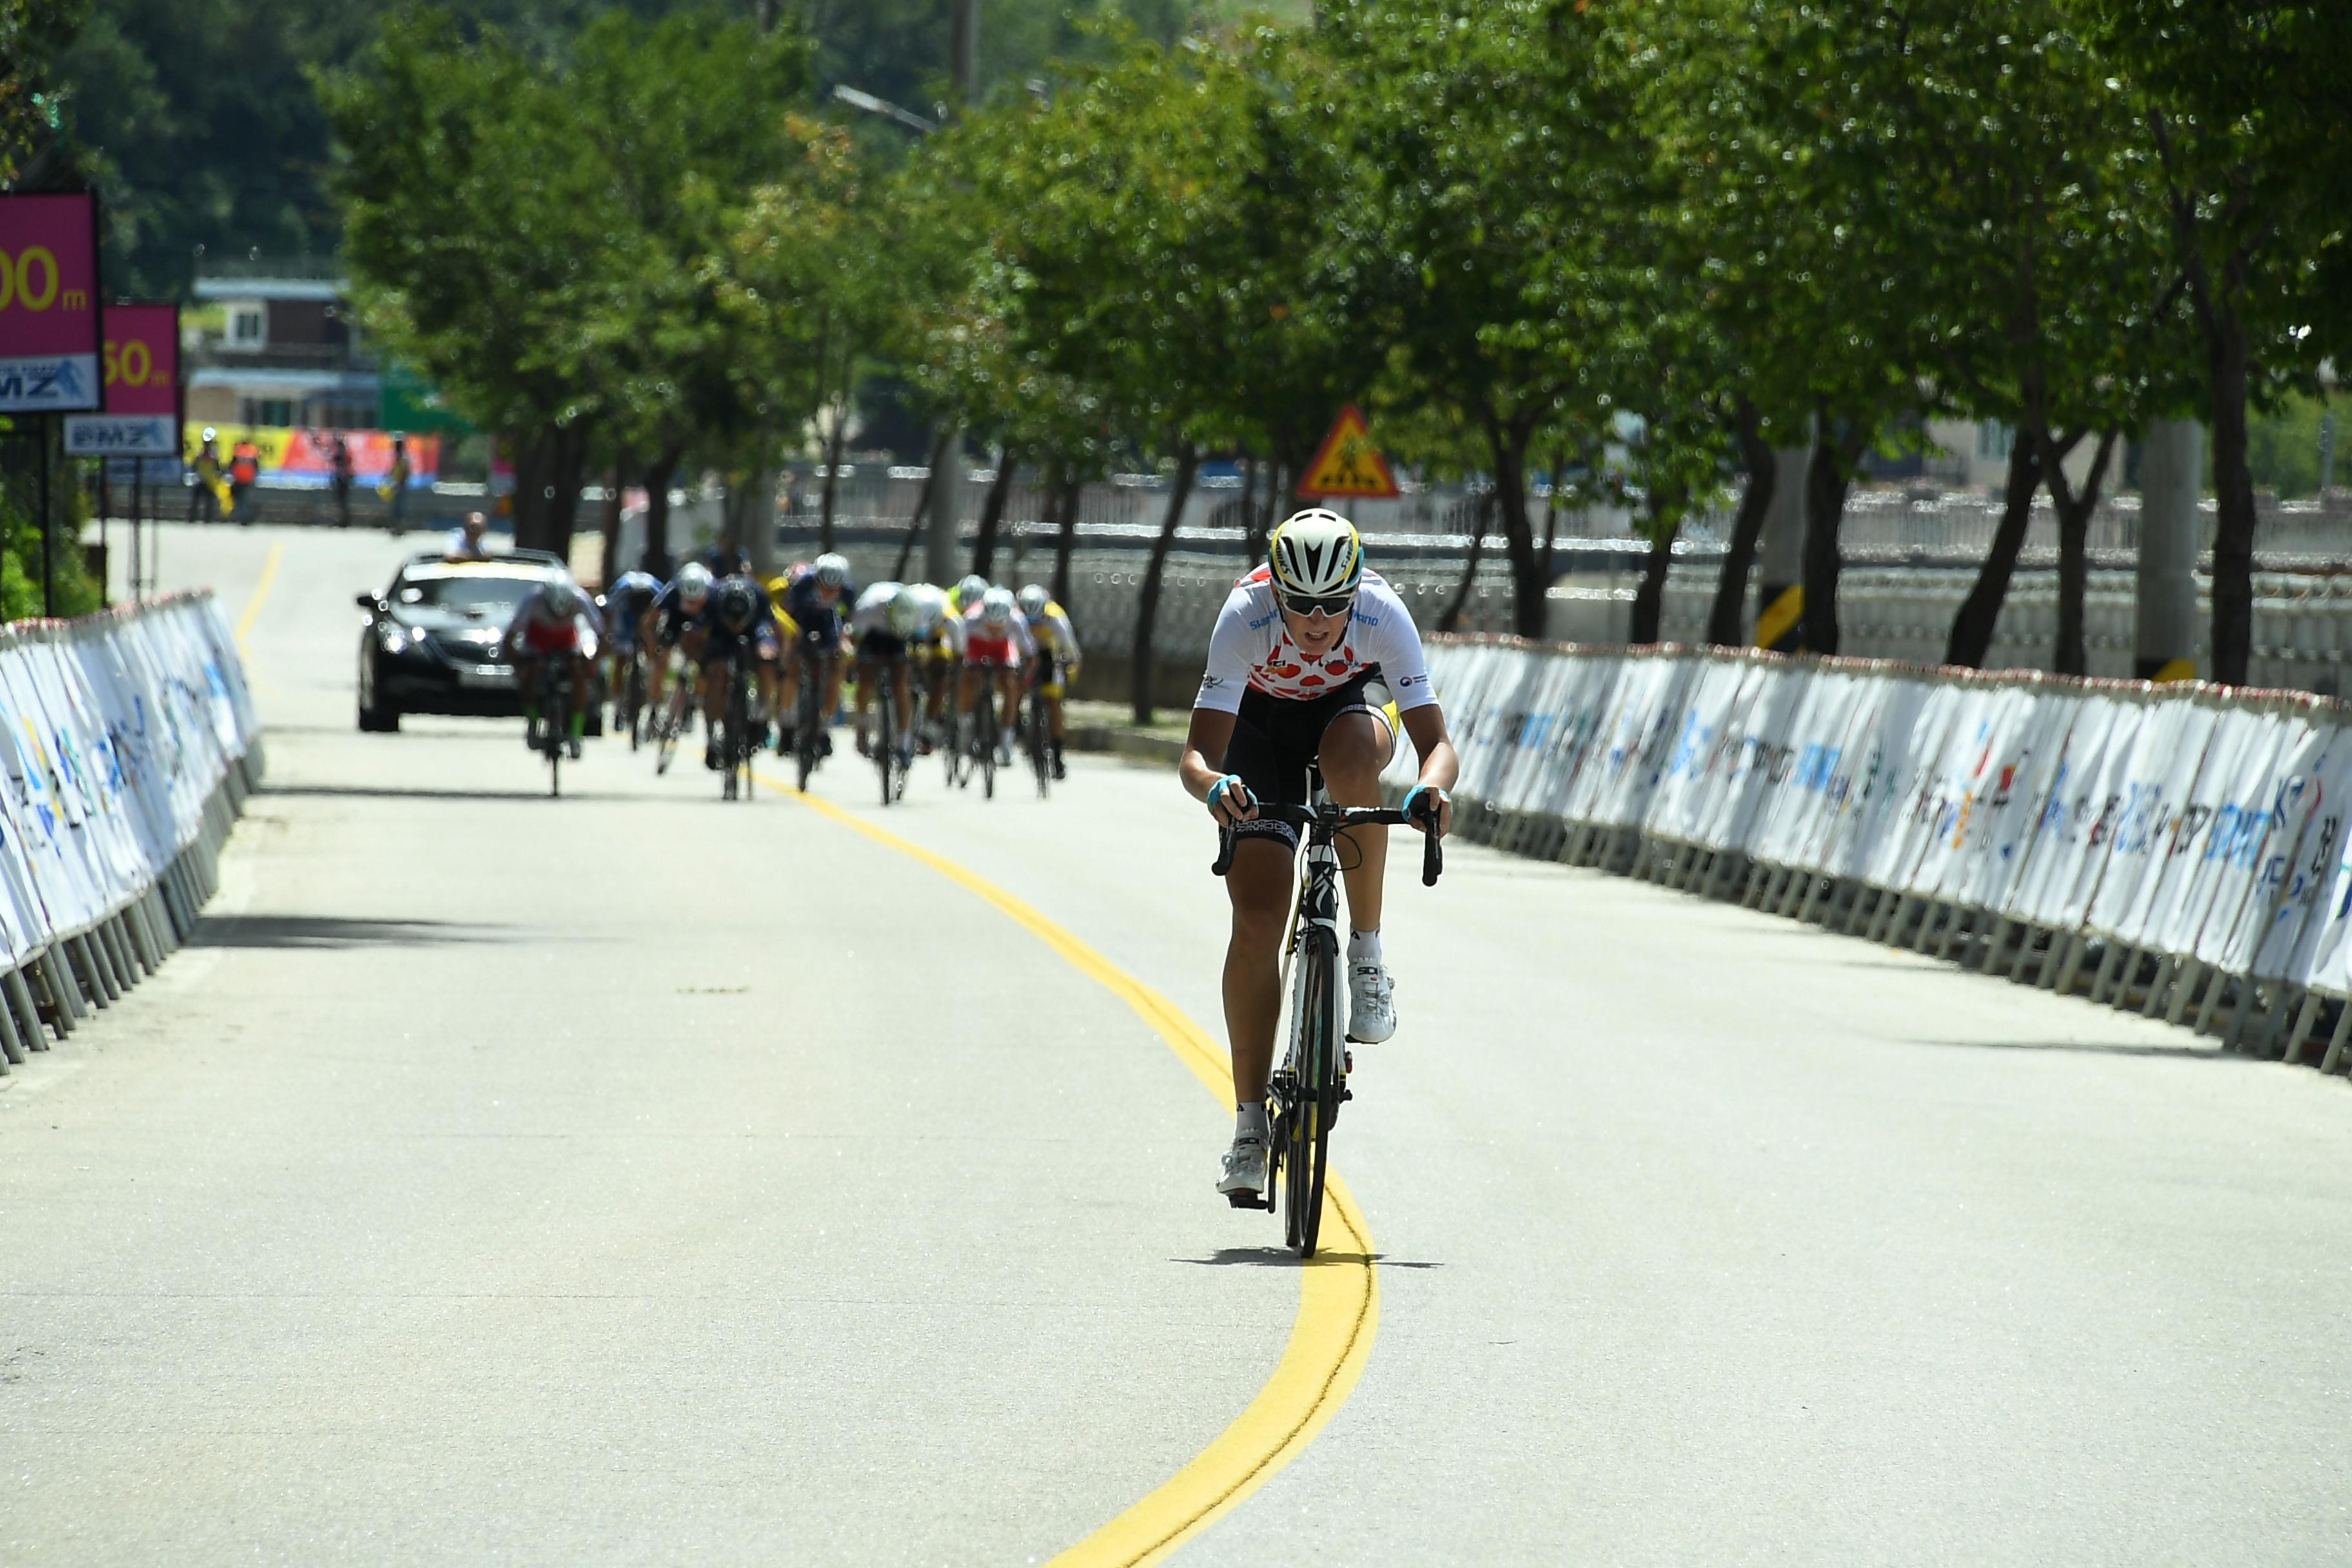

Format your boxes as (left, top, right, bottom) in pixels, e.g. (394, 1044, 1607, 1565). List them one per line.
(1348, 962, 1396, 1044)
(1217, 1132, 1269, 1202)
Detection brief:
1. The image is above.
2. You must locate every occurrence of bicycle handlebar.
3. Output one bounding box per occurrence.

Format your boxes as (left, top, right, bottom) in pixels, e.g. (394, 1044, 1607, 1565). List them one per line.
(1210, 799, 1444, 887)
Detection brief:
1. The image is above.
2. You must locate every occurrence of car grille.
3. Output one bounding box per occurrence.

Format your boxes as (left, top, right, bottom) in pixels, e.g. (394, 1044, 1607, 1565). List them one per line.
(428, 632, 507, 665)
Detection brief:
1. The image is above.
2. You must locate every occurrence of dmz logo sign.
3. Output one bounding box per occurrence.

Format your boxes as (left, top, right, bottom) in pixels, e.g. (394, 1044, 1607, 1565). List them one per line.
(0, 354, 99, 413)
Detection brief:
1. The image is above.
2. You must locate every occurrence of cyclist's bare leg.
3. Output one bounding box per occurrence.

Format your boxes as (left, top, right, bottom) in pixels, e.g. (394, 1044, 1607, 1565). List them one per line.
(778, 643, 804, 720)
(853, 656, 877, 749)
(820, 645, 848, 721)
(1222, 836, 1294, 1104)
(892, 661, 913, 736)
(516, 657, 544, 730)
(1319, 709, 1393, 934)
(755, 651, 779, 718)
(997, 667, 1023, 730)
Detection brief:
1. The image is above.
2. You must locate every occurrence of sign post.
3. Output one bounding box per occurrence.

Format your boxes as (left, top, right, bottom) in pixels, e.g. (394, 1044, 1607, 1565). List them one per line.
(66, 302, 180, 460)
(0, 193, 104, 616)
(1295, 404, 1401, 512)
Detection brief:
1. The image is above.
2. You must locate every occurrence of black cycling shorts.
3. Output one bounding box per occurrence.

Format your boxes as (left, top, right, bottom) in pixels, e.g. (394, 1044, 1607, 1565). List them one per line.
(858, 628, 906, 662)
(1218, 671, 1395, 852)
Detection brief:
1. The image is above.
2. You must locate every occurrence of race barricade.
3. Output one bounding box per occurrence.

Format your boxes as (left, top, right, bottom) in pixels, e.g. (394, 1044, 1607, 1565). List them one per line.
(1384, 636, 2352, 1072)
(0, 593, 262, 1069)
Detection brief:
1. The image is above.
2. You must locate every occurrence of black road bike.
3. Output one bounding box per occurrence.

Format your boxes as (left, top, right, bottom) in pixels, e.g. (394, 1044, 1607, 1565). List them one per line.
(1023, 667, 1054, 799)
(716, 647, 759, 802)
(617, 645, 649, 750)
(534, 658, 579, 798)
(867, 656, 910, 806)
(1212, 778, 1442, 1257)
(959, 678, 1002, 799)
(793, 648, 834, 792)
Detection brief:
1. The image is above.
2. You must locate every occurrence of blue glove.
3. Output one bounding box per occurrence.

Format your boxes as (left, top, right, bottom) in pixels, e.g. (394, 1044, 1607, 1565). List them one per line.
(1402, 783, 1451, 826)
(1208, 774, 1253, 818)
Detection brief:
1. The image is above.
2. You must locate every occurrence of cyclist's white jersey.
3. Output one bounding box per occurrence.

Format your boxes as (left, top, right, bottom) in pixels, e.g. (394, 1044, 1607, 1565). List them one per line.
(902, 582, 952, 640)
(1195, 565, 1435, 714)
(1031, 603, 1081, 663)
(850, 580, 901, 638)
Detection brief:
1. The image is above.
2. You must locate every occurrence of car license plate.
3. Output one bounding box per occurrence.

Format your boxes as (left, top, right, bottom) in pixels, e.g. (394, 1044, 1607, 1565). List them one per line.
(458, 667, 516, 689)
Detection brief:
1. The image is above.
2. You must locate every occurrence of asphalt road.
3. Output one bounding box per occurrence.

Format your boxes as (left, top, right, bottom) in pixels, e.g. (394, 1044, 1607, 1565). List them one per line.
(3, 524, 2348, 1565)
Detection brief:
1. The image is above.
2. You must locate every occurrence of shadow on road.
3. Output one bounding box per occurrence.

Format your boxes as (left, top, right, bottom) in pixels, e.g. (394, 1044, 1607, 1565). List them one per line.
(186, 914, 511, 950)
(1906, 1035, 2246, 1061)
(260, 782, 678, 805)
(1173, 1246, 1444, 1269)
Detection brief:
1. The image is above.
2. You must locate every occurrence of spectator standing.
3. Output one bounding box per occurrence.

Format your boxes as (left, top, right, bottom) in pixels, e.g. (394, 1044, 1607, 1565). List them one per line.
(227, 435, 262, 524)
(385, 434, 413, 533)
(187, 429, 224, 524)
(329, 433, 355, 528)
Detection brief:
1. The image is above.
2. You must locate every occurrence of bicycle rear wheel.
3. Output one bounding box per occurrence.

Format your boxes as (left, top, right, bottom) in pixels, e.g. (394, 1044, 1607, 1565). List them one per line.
(545, 677, 569, 799)
(1029, 685, 1052, 798)
(979, 693, 998, 800)
(876, 672, 897, 807)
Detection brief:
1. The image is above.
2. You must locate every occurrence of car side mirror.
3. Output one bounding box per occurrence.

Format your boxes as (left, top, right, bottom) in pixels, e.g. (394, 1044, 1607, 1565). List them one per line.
(355, 592, 378, 610)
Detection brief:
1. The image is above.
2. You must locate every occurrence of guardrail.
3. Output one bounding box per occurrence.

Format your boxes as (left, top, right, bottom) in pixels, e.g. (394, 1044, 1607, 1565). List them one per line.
(1387, 636, 2352, 1071)
(0, 593, 263, 1070)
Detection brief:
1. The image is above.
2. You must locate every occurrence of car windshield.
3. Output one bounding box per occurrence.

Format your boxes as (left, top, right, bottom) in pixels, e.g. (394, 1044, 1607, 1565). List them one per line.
(394, 574, 538, 618)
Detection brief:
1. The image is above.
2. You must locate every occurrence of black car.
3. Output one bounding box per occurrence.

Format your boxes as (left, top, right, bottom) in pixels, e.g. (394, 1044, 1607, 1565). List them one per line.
(356, 551, 603, 732)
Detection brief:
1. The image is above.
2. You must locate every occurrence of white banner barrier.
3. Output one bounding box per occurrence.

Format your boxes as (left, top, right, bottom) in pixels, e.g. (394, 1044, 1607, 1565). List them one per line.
(0, 593, 262, 1068)
(1389, 638, 2352, 1065)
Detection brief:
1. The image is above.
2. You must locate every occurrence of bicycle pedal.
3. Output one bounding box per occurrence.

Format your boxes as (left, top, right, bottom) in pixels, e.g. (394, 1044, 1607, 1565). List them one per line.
(1226, 1190, 1272, 1211)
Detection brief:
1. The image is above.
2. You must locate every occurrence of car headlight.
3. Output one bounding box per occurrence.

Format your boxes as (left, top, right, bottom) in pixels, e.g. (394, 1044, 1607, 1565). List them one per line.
(378, 623, 427, 654)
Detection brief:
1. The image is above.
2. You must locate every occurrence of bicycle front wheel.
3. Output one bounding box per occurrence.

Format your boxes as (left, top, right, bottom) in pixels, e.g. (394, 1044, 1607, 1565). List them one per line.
(1286, 937, 1336, 1257)
(876, 679, 897, 807)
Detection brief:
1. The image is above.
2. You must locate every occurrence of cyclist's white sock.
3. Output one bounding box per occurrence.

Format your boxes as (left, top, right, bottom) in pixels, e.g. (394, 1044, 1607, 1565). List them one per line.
(1348, 928, 1383, 968)
(1235, 1101, 1269, 1139)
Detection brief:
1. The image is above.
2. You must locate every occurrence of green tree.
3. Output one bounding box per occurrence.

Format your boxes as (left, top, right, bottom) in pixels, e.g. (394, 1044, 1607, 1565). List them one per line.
(2090, 0, 2352, 685)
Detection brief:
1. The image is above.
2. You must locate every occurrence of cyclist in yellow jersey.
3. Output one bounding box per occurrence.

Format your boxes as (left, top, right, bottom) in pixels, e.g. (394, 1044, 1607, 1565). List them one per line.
(1016, 584, 1081, 779)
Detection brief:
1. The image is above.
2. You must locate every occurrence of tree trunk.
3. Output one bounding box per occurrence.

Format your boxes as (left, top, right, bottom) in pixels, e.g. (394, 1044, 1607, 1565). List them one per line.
(1436, 492, 1492, 634)
(1801, 417, 1867, 656)
(1705, 402, 1774, 646)
(970, 447, 1016, 580)
(818, 406, 847, 554)
(1132, 444, 1200, 725)
(1482, 414, 1547, 638)
(1943, 429, 2042, 668)
(638, 438, 686, 574)
(598, 452, 629, 589)
(509, 432, 549, 552)
(2046, 429, 2120, 678)
(1540, 442, 1567, 587)
(1050, 467, 1082, 608)
(893, 427, 953, 583)
(2203, 302, 2255, 686)
(1631, 510, 1681, 645)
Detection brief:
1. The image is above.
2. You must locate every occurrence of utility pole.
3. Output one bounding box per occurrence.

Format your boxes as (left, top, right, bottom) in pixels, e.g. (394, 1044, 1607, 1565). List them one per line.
(924, 0, 979, 589)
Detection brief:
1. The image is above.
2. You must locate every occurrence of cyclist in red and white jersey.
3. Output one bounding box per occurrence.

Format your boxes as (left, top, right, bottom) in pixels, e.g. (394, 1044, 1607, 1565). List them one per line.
(957, 587, 1034, 767)
(1177, 509, 1457, 1202)
(502, 578, 602, 758)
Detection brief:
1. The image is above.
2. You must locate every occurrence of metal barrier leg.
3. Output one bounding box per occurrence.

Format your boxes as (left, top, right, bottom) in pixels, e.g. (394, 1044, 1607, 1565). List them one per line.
(5, 966, 48, 1047)
(2141, 956, 2178, 1018)
(2282, 992, 2324, 1066)
(1773, 872, 1809, 919)
(2320, 1000, 2352, 1073)
(2048, 932, 2088, 994)
(1936, 908, 1969, 961)
(1910, 901, 1944, 954)
(2222, 979, 2261, 1050)
(103, 918, 141, 985)
(2088, 944, 2128, 1005)
(0, 986, 23, 1065)
(35, 948, 81, 1030)
(2162, 961, 2204, 1026)
(81, 931, 121, 1004)
(124, 903, 161, 971)
(93, 925, 131, 998)
(2191, 970, 2231, 1035)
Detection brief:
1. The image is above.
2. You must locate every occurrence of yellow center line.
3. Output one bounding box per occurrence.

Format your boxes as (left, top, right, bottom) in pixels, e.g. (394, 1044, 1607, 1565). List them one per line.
(233, 541, 286, 651)
(753, 773, 1380, 1565)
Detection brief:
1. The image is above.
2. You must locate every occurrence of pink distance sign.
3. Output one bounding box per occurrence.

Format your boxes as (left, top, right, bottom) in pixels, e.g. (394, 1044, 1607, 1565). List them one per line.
(64, 302, 181, 456)
(0, 192, 101, 412)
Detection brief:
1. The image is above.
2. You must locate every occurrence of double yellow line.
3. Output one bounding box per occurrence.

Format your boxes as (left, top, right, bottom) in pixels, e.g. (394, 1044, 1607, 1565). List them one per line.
(756, 778, 1380, 1564)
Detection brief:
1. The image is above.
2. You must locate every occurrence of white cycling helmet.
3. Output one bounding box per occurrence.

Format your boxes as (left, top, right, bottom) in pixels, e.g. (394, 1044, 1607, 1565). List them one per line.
(981, 585, 1015, 629)
(814, 552, 850, 589)
(676, 561, 714, 609)
(1017, 584, 1048, 620)
(1269, 508, 1365, 602)
(956, 573, 988, 607)
(888, 587, 924, 638)
(542, 580, 584, 619)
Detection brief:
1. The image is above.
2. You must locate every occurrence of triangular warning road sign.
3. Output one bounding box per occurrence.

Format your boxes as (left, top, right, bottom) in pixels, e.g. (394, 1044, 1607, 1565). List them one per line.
(1296, 406, 1400, 501)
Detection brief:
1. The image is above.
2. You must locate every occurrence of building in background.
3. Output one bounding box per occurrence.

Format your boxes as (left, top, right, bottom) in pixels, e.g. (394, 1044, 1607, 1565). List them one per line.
(185, 257, 377, 430)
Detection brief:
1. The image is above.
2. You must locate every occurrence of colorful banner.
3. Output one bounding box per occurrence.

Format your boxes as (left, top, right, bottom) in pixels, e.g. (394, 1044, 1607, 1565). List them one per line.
(181, 423, 440, 489)
(0, 192, 102, 412)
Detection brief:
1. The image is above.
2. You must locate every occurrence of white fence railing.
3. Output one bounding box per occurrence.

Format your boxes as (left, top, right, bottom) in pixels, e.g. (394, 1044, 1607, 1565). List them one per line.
(0, 593, 263, 1070)
(1389, 637, 2352, 1068)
